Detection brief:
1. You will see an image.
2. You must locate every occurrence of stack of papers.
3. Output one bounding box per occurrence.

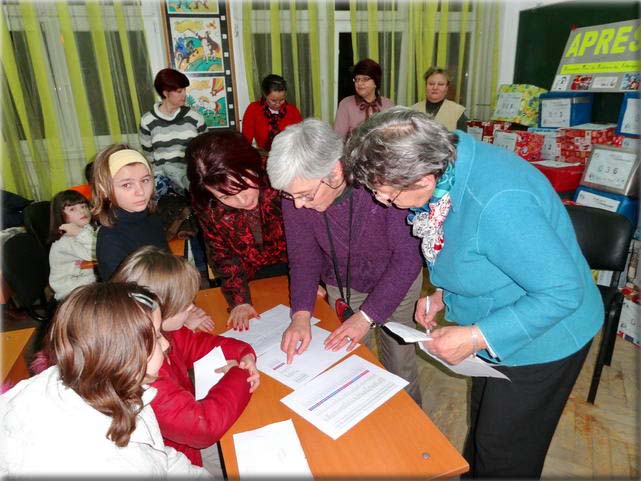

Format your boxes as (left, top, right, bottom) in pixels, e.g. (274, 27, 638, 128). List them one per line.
(222, 304, 320, 357)
(281, 355, 408, 440)
(384, 322, 510, 380)
(257, 325, 353, 390)
(233, 419, 312, 478)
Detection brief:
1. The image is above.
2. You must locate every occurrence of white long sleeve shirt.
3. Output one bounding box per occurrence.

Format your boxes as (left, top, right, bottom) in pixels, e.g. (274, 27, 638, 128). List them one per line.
(48, 225, 97, 300)
(0, 366, 212, 478)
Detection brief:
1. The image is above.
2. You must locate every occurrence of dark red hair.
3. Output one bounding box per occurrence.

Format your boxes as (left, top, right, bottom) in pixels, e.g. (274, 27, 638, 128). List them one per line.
(186, 131, 264, 214)
(154, 68, 189, 98)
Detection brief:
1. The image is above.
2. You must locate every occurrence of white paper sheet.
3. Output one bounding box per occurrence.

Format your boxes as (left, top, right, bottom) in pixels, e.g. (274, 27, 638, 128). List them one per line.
(621, 97, 639, 135)
(193, 346, 227, 401)
(257, 325, 353, 390)
(385, 321, 432, 342)
(281, 355, 407, 440)
(233, 419, 312, 478)
(541, 98, 571, 127)
(385, 322, 509, 380)
(418, 342, 510, 380)
(222, 304, 320, 357)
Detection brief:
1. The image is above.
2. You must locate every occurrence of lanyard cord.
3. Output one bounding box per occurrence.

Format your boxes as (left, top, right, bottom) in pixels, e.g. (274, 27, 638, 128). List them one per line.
(323, 194, 353, 306)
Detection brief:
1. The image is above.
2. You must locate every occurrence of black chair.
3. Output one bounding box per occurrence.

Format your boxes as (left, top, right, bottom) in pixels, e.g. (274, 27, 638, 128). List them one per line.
(566, 204, 634, 404)
(2, 232, 53, 322)
(23, 200, 51, 250)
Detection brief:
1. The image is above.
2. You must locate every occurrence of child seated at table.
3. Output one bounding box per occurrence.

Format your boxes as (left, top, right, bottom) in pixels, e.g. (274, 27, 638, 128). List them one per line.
(111, 246, 259, 469)
(0, 282, 210, 478)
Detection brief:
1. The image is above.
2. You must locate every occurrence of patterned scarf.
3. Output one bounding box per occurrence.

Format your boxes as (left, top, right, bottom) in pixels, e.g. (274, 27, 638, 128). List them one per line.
(407, 164, 455, 265)
(261, 98, 287, 151)
(355, 94, 382, 120)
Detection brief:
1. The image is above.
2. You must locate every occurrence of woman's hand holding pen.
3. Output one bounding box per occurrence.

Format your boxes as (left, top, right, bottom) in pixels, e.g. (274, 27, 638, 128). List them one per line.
(415, 289, 444, 331)
(423, 325, 487, 365)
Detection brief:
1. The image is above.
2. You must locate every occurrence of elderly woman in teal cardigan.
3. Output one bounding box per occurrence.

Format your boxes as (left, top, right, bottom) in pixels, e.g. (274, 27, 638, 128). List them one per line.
(345, 107, 603, 479)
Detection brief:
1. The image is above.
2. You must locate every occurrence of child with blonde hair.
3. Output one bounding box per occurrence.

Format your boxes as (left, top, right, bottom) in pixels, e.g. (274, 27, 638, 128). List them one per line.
(112, 246, 258, 468)
(92, 144, 168, 280)
(47, 189, 97, 300)
(0, 282, 210, 478)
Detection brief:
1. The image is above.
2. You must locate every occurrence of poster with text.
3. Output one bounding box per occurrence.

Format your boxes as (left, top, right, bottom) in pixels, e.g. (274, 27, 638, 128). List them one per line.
(552, 20, 640, 93)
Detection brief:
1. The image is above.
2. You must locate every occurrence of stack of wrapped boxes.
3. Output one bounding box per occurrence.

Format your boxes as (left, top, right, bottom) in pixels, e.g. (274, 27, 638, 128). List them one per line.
(556, 123, 617, 165)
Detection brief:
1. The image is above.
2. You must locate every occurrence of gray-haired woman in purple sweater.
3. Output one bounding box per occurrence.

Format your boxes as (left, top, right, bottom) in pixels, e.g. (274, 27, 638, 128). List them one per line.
(267, 118, 423, 404)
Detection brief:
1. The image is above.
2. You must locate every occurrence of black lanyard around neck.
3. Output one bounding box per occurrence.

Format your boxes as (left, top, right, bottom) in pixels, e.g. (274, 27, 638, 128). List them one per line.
(323, 194, 353, 306)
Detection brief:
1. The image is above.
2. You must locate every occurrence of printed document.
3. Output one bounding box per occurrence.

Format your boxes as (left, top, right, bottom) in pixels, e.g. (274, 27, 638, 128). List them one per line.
(233, 419, 312, 478)
(384, 322, 510, 380)
(193, 346, 227, 401)
(257, 325, 353, 390)
(222, 304, 320, 357)
(281, 355, 408, 440)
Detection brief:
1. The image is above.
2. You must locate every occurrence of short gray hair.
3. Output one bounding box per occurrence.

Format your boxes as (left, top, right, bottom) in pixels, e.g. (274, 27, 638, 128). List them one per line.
(267, 118, 343, 190)
(344, 107, 458, 189)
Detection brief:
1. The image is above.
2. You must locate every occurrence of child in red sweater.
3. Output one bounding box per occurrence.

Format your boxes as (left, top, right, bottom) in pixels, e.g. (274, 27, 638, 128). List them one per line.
(112, 246, 259, 468)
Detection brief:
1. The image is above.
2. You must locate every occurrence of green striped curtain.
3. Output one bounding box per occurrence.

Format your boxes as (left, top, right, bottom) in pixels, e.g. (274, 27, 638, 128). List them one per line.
(1, 0, 152, 200)
(243, 0, 334, 121)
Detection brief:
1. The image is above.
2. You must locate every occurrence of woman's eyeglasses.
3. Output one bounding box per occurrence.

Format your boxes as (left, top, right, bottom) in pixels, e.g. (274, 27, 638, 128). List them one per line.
(371, 188, 403, 206)
(353, 76, 372, 85)
(280, 177, 345, 202)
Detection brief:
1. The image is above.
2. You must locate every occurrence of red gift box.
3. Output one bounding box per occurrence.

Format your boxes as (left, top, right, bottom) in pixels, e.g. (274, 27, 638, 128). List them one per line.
(531, 160, 585, 192)
(557, 123, 617, 162)
(467, 120, 513, 143)
(493, 130, 545, 161)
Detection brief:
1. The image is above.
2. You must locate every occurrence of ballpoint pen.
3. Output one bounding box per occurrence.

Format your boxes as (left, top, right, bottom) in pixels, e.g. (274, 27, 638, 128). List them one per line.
(424, 295, 431, 335)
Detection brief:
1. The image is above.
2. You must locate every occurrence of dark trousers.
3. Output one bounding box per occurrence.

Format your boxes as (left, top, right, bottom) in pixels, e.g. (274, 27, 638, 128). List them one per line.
(462, 340, 591, 479)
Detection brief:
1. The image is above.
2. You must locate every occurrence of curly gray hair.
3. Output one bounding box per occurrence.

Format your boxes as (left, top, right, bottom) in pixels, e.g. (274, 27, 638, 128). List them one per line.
(267, 118, 343, 190)
(344, 107, 458, 189)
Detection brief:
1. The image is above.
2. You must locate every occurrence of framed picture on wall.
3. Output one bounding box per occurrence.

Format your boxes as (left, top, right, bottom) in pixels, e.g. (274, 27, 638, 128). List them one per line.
(162, 0, 237, 129)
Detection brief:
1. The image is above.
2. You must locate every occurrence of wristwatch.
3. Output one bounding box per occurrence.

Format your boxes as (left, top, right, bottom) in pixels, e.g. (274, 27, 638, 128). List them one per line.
(359, 310, 377, 329)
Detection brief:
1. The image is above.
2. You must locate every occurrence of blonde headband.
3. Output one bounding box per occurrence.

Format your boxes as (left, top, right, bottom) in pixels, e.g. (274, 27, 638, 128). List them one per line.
(108, 149, 151, 177)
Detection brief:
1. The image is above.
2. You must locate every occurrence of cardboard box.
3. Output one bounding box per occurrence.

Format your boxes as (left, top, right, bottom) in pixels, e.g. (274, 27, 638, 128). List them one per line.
(528, 127, 561, 160)
(491, 84, 548, 126)
(531, 160, 585, 192)
(558, 123, 618, 163)
(493, 130, 545, 161)
(539, 92, 593, 128)
(467, 120, 513, 142)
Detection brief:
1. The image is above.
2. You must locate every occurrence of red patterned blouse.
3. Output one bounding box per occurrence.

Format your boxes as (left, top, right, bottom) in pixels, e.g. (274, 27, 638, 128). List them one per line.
(195, 184, 288, 310)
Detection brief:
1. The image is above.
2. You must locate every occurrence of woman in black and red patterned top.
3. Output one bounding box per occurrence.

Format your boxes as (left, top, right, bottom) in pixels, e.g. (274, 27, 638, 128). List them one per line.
(186, 131, 287, 329)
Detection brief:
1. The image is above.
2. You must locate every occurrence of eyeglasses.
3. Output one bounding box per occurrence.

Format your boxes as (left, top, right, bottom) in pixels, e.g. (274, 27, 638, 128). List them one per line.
(280, 177, 345, 202)
(353, 76, 372, 84)
(371, 188, 403, 207)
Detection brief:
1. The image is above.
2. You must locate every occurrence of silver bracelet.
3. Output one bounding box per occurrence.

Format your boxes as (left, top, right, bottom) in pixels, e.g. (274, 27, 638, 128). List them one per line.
(470, 326, 479, 352)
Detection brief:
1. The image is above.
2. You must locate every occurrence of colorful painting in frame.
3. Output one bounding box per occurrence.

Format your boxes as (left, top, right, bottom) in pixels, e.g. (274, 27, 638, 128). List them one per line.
(169, 17, 223, 73)
(167, 0, 219, 14)
(187, 76, 229, 128)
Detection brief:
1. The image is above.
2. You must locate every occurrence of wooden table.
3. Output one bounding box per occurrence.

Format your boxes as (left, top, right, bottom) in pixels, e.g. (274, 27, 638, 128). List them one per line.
(195, 276, 468, 479)
(1, 327, 35, 386)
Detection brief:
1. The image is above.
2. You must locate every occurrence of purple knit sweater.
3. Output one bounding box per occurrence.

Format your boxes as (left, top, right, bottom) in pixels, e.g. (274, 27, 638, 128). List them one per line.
(282, 187, 422, 324)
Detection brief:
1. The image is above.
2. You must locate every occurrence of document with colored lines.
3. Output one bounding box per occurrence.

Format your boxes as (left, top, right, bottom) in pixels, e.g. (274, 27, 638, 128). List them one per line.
(280, 355, 408, 440)
(256, 325, 353, 390)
